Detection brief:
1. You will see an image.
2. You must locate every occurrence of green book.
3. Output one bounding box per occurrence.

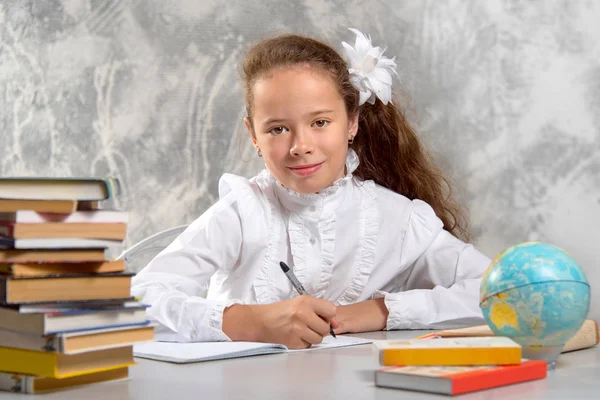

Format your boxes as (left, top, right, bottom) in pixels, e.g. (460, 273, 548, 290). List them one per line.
(0, 177, 121, 201)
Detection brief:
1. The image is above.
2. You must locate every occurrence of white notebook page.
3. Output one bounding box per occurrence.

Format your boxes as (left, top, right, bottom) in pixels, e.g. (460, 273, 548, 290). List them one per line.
(133, 335, 372, 363)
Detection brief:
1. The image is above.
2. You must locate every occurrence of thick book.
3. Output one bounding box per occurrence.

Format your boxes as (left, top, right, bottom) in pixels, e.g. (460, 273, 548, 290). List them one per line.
(0, 210, 128, 224)
(0, 367, 129, 394)
(0, 177, 121, 201)
(0, 248, 106, 263)
(0, 301, 148, 334)
(375, 360, 547, 395)
(0, 273, 133, 304)
(0, 199, 99, 213)
(0, 260, 125, 277)
(422, 320, 599, 353)
(0, 324, 154, 354)
(0, 237, 122, 250)
(374, 337, 522, 366)
(0, 222, 127, 240)
(0, 345, 134, 378)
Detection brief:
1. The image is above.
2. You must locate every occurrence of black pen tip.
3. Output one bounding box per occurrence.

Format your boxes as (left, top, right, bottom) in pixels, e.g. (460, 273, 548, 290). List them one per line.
(279, 261, 289, 273)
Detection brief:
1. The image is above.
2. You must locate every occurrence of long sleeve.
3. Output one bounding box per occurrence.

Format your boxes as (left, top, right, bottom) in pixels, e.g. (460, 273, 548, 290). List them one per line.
(382, 200, 491, 330)
(131, 191, 243, 342)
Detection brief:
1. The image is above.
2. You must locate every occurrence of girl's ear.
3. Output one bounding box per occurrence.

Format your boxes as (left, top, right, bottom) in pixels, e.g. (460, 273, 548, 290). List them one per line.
(348, 113, 359, 140)
(244, 117, 259, 148)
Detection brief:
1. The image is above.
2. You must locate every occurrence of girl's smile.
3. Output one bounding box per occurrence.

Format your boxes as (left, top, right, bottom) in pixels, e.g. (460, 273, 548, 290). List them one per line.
(287, 161, 324, 177)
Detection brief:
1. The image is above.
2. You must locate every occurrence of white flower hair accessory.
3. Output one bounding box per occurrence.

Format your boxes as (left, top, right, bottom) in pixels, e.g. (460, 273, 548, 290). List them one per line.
(342, 28, 399, 106)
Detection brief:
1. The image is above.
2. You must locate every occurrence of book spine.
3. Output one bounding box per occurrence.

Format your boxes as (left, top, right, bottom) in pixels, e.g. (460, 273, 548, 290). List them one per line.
(103, 178, 121, 199)
(0, 347, 56, 377)
(0, 236, 15, 248)
(0, 373, 34, 394)
(0, 279, 6, 303)
(0, 328, 60, 352)
(0, 224, 14, 237)
(0, 308, 45, 334)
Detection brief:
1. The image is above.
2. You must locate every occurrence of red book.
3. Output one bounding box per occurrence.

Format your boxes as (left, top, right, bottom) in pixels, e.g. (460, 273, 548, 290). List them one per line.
(375, 360, 547, 395)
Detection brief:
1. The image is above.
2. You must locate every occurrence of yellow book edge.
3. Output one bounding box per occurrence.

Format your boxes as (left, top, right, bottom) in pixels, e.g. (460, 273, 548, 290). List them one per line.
(5, 367, 130, 394)
(380, 347, 521, 366)
(53, 361, 137, 379)
(0, 346, 137, 379)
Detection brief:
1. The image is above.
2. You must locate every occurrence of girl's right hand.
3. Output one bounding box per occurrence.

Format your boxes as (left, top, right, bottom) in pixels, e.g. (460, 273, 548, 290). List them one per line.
(222, 296, 336, 349)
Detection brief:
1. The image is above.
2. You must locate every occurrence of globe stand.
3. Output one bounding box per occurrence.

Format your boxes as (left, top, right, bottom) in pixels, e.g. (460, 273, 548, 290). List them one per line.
(522, 344, 563, 370)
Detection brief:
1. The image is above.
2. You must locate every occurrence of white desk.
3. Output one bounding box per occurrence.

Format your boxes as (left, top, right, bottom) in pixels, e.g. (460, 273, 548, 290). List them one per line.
(2, 330, 599, 399)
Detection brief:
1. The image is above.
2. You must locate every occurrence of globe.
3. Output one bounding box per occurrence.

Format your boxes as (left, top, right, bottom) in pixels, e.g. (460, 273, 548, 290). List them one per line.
(480, 242, 590, 369)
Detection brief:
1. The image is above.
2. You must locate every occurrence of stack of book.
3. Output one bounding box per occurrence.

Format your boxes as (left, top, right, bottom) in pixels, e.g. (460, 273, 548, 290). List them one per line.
(373, 321, 599, 395)
(373, 336, 548, 396)
(0, 178, 153, 394)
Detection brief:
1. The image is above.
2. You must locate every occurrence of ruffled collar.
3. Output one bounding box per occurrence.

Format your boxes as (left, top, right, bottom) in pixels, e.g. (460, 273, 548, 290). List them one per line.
(263, 148, 359, 208)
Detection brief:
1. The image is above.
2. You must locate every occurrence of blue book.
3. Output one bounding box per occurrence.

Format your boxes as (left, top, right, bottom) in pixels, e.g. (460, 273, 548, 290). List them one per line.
(0, 177, 121, 201)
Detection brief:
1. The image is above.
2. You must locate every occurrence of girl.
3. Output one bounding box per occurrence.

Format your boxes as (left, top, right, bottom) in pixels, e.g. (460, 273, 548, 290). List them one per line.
(131, 29, 490, 349)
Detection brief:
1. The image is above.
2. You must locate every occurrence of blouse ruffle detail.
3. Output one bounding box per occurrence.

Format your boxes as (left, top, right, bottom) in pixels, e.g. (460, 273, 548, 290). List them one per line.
(335, 179, 379, 305)
(313, 209, 336, 298)
(248, 173, 283, 305)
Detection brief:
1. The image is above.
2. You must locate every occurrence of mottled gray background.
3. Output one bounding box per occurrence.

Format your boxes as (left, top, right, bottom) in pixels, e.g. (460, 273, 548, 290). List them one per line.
(1, 0, 598, 322)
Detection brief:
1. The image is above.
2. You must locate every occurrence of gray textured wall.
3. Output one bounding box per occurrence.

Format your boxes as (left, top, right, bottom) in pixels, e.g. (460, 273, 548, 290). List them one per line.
(1, 0, 598, 322)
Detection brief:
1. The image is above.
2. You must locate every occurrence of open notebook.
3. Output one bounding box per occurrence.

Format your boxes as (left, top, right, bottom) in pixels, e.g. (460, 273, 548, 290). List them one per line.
(133, 335, 372, 363)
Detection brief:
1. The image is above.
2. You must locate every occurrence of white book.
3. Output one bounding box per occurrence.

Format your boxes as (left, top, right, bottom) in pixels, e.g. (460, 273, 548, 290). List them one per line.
(0, 210, 128, 224)
(133, 335, 373, 363)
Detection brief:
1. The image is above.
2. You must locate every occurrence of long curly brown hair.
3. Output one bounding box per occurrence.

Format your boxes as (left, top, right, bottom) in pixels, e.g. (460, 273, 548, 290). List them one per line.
(242, 34, 470, 241)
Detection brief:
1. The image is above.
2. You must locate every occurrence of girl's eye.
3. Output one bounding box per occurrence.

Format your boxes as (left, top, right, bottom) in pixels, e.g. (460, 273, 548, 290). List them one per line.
(269, 126, 288, 135)
(313, 120, 329, 128)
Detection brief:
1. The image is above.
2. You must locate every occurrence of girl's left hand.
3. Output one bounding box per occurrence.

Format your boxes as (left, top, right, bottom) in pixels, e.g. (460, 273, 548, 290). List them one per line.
(331, 298, 389, 335)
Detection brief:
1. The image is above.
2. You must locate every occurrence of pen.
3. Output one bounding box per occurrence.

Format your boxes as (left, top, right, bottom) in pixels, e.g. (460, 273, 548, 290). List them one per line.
(279, 261, 336, 338)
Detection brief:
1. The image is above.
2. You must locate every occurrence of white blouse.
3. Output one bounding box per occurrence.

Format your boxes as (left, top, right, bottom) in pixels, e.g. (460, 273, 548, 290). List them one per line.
(131, 149, 491, 342)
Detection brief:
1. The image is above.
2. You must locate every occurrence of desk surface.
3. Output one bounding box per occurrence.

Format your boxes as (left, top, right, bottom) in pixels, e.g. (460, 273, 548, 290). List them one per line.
(2, 330, 599, 399)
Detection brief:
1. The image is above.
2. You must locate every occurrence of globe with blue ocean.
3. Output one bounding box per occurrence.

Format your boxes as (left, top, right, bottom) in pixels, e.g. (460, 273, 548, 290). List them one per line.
(480, 242, 590, 368)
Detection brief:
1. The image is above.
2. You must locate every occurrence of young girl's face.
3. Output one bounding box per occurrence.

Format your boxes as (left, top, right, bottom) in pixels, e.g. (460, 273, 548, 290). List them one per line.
(246, 66, 358, 194)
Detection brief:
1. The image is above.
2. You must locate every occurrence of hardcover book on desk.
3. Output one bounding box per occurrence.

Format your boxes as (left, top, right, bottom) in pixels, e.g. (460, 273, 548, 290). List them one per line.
(375, 361, 548, 395)
(0, 273, 134, 304)
(0, 259, 125, 276)
(0, 199, 99, 213)
(374, 337, 522, 366)
(0, 367, 130, 394)
(0, 248, 107, 263)
(0, 345, 135, 378)
(0, 301, 150, 335)
(0, 177, 120, 201)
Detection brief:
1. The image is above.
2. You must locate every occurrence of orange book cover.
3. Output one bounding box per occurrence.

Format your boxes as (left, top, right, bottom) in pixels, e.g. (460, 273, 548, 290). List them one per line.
(375, 360, 547, 395)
